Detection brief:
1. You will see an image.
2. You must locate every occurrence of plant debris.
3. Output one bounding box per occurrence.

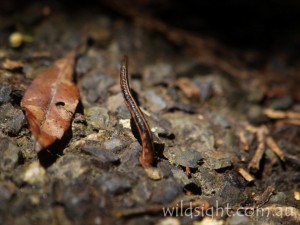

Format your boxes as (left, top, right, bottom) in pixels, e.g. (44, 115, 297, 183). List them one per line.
(21, 52, 79, 150)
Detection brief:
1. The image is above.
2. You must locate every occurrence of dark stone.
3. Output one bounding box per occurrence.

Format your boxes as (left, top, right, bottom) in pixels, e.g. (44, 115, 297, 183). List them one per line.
(194, 79, 213, 101)
(132, 179, 152, 203)
(148, 113, 174, 139)
(115, 104, 131, 119)
(194, 168, 220, 195)
(157, 160, 172, 178)
(247, 90, 265, 103)
(103, 137, 125, 153)
(0, 103, 25, 135)
(0, 138, 21, 171)
(133, 176, 183, 204)
(48, 154, 89, 180)
(76, 55, 93, 75)
(82, 145, 119, 163)
(81, 73, 114, 103)
(144, 63, 174, 85)
(0, 181, 16, 210)
(219, 173, 247, 206)
(144, 90, 168, 112)
(119, 142, 141, 173)
(167, 102, 196, 113)
(150, 177, 183, 204)
(167, 146, 203, 168)
(208, 113, 231, 128)
(171, 168, 191, 185)
(106, 93, 130, 118)
(247, 105, 269, 124)
(203, 150, 232, 170)
(85, 106, 109, 130)
(269, 191, 287, 203)
(270, 97, 294, 110)
(165, 113, 217, 168)
(60, 181, 107, 221)
(0, 85, 12, 104)
(96, 172, 132, 195)
(228, 213, 255, 225)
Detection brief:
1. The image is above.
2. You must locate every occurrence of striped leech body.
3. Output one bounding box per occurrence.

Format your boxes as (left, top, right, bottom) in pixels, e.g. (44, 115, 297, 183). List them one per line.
(120, 56, 154, 168)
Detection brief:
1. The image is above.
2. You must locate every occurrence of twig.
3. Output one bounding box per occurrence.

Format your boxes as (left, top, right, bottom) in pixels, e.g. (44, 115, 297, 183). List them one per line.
(248, 126, 268, 173)
(238, 167, 254, 182)
(239, 131, 249, 151)
(253, 186, 275, 208)
(283, 119, 300, 126)
(266, 137, 285, 162)
(263, 108, 300, 120)
(114, 199, 209, 218)
(245, 123, 258, 133)
(233, 186, 275, 212)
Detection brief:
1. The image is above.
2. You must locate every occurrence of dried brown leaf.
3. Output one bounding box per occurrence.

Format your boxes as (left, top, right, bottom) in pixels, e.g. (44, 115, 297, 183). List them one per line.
(21, 52, 79, 150)
(2, 59, 24, 70)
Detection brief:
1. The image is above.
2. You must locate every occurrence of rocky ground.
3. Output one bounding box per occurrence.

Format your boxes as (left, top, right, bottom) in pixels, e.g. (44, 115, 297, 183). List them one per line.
(0, 1, 300, 225)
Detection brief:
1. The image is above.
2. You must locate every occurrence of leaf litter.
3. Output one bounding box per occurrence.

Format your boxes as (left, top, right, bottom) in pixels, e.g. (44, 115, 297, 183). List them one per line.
(21, 52, 79, 150)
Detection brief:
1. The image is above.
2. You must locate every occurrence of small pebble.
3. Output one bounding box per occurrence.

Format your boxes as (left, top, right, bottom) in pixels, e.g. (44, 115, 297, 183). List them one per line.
(0, 138, 20, 171)
(219, 174, 246, 206)
(156, 217, 180, 225)
(166, 146, 202, 168)
(145, 90, 168, 112)
(144, 63, 173, 85)
(208, 113, 231, 128)
(270, 191, 287, 203)
(133, 179, 152, 203)
(168, 102, 195, 113)
(9, 32, 23, 48)
(119, 142, 141, 172)
(81, 73, 114, 103)
(85, 106, 109, 130)
(106, 93, 128, 115)
(145, 167, 163, 180)
(157, 160, 172, 178)
(75, 55, 93, 75)
(294, 191, 300, 201)
(60, 181, 107, 220)
(103, 137, 124, 153)
(247, 90, 265, 103)
(203, 150, 232, 170)
(194, 217, 224, 225)
(82, 145, 119, 163)
(9, 32, 33, 48)
(270, 97, 293, 110)
(22, 161, 47, 185)
(0, 181, 16, 201)
(119, 118, 131, 129)
(149, 113, 174, 138)
(194, 168, 220, 195)
(96, 172, 132, 195)
(227, 213, 255, 225)
(247, 105, 269, 124)
(0, 85, 12, 103)
(194, 79, 213, 101)
(150, 177, 183, 204)
(48, 154, 88, 180)
(0, 103, 25, 134)
(171, 168, 190, 185)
